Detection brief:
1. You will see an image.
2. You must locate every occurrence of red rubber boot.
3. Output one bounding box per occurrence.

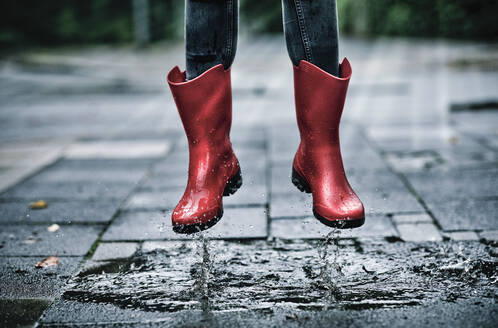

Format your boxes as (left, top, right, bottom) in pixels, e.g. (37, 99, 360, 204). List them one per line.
(167, 64, 242, 234)
(291, 58, 365, 229)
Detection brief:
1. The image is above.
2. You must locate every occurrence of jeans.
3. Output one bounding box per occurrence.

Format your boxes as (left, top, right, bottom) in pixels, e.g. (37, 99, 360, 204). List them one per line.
(185, 0, 339, 80)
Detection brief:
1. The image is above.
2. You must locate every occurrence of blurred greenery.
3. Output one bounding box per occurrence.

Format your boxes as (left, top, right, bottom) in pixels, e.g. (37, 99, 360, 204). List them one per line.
(0, 0, 496, 48)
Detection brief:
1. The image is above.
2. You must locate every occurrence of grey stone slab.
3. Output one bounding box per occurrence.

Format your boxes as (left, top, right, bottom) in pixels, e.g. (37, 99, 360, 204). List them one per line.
(0, 200, 121, 223)
(270, 165, 295, 194)
(392, 213, 433, 224)
(139, 173, 187, 191)
(92, 242, 139, 261)
(479, 230, 498, 241)
(1, 299, 52, 328)
(270, 215, 397, 239)
(270, 192, 313, 218)
(151, 155, 189, 176)
(224, 183, 267, 207)
(443, 231, 479, 241)
(125, 190, 182, 210)
(396, 222, 442, 242)
(404, 168, 498, 202)
(0, 256, 81, 299)
(0, 224, 103, 256)
(49, 158, 156, 171)
(102, 211, 169, 241)
(356, 187, 424, 215)
(347, 169, 408, 191)
(0, 202, 27, 222)
(348, 170, 431, 214)
(32, 168, 146, 184)
(1, 180, 136, 201)
(103, 207, 267, 241)
(427, 198, 498, 231)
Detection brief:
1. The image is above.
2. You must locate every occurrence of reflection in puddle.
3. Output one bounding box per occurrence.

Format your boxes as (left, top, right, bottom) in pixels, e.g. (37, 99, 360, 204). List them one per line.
(65, 239, 497, 314)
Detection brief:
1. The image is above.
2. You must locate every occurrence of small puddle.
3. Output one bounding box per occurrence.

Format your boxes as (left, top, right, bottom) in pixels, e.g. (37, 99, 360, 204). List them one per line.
(62, 239, 497, 314)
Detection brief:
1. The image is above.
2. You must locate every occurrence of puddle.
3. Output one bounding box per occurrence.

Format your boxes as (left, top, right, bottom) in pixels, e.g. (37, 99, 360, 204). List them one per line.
(63, 239, 497, 314)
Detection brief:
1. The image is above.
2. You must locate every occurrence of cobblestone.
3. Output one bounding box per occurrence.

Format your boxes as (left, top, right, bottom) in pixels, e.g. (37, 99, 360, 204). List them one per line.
(396, 222, 443, 242)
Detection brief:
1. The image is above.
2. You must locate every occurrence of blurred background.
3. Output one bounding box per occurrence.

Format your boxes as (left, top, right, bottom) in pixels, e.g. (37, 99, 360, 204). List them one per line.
(1, 0, 497, 47)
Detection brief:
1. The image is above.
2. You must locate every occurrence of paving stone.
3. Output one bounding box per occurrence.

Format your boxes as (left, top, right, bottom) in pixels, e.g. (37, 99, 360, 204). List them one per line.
(270, 215, 397, 239)
(64, 140, 170, 159)
(0, 140, 69, 193)
(392, 213, 433, 224)
(270, 192, 312, 218)
(0, 200, 121, 223)
(0, 256, 81, 298)
(357, 188, 425, 215)
(139, 173, 187, 191)
(224, 183, 267, 207)
(443, 231, 479, 241)
(92, 242, 139, 261)
(396, 222, 442, 242)
(366, 125, 464, 152)
(0, 224, 103, 256)
(32, 168, 146, 184)
(270, 165, 295, 194)
(404, 168, 498, 202)
(1, 180, 136, 201)
(125, 190, 182, 210)
(103, 207, 267, 241)
(1, 299, 52, 328)
(0, 202, 28, 222)
(427, 198, 498, 231)
(479, 230, 498, 242)
(49, 158, 156, 172)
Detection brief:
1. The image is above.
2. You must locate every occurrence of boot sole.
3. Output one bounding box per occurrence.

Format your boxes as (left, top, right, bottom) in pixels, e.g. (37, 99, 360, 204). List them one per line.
(291, 167, 365, 229)
(173, 168, 243, 234)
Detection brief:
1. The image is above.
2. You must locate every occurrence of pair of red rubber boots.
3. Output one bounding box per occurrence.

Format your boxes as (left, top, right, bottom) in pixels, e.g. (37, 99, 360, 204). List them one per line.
(167, 59, 364, 234)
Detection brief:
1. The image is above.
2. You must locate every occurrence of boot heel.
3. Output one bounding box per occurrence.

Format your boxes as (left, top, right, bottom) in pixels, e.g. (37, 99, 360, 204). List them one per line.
(292, 167, 312, 193)
(223, 168, 243, 196)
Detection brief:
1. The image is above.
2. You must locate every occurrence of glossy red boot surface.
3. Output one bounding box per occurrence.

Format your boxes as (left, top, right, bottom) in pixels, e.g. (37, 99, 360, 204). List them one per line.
(292, 59, 365, 229)
(167, 64, 241, 234)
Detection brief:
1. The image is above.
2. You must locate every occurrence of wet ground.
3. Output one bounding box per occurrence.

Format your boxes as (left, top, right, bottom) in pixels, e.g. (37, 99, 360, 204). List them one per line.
(1, 36, 497, 326)
(37, 234, 498, 327)
(68, 236, 497, 313)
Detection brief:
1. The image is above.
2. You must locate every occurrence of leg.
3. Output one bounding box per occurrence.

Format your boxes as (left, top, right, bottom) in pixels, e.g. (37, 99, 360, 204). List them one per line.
(284, 1, 364, 228)
(185, 0, 238, 80)
(281, 0, 339, 76)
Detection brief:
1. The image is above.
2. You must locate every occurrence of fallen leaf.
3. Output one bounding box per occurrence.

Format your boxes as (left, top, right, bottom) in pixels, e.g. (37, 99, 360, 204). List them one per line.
(35, 256, 59, 268)
(30, 200, 48, 210)
(448, 136, 459, 145)
(47, 224, 60, 232)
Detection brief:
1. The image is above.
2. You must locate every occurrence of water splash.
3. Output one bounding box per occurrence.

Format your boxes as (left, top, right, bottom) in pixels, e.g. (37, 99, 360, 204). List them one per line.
(317, 229, 344, 305)
(192, 233, 212, 316)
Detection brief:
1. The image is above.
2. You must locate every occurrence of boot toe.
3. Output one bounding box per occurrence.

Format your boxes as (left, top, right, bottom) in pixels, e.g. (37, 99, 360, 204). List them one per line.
(314, 199, 364, 223)
(172, 205, 222, 226)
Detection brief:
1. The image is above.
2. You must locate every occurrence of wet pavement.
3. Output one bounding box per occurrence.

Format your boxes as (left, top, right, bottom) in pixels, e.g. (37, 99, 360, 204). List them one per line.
(0, 37, 497, 327)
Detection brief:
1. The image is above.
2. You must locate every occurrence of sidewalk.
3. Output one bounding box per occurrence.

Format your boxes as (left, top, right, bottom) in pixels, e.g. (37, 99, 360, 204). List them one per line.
(0, 37, 497, 327)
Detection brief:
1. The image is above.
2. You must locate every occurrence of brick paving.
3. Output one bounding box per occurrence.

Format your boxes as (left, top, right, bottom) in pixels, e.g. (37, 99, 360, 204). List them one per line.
(0, 37, 497, 326)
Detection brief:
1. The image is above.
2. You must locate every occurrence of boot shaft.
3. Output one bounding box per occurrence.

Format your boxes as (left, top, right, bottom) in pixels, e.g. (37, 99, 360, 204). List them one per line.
(293, 59, 352, 147)
(167, 64, 232, 147)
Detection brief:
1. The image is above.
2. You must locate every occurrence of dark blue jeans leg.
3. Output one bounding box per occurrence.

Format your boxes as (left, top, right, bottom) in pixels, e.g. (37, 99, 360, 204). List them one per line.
(281, 0, 339, 76)
(185, 0, 238, 80)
